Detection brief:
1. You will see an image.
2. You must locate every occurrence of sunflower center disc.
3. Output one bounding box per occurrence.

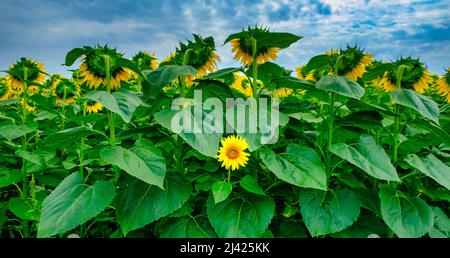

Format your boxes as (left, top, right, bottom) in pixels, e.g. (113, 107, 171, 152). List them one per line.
(226, 147, 240, 159)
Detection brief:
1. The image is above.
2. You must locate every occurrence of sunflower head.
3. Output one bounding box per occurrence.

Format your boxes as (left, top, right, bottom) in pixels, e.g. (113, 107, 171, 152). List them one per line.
(229, 73, 265, 98)
(0, 76, 14, 101)
(132, 51, 158, 71)
(50, 75, 80, 105)
(229, 26, 280, 66)
(330, 45, 372, 81)
(78, 45, 132, 90)
(217, 135, 250, 171)
(161, 34, 220, 84)
(272, 87, 294, 98)
(382, 57, 431, 93)
(296, 65, 318, 81)
(437, 68, 450, 103)
(6, 57, 47, 93)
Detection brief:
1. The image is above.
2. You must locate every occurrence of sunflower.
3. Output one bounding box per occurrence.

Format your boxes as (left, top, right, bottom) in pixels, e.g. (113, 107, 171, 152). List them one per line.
(132, 51, 158, 71)
(295, 65, 316, 81)
(381, 57, 432, 93)
(77, 45, 132, 90)
(228, 27, 280, 66)
(6, 57, 47, 93)
(217, 135, 250, 171)
(272, 87, 294, 98)
(85, 101, 103, 114)
(229, 73, 254, 98)
(437, 68, 450, 103)
(50, 75, 80, 105)
(328, 46, 373, 81)
(161, 34, 220, 85)
(0, 77, 14, 101)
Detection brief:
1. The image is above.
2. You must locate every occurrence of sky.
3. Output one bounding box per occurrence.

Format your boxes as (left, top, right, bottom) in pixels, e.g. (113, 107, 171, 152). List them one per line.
(1, 0, 449, 76)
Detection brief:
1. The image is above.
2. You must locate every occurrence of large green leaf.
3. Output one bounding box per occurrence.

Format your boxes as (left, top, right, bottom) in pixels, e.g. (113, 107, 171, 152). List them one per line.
(38, 172, 116, 238)
(8, 197, 39, 221)
(0, 121, 37, 141)
(100, 145, 165, 189)
(428, 207, 450, 238)
(405, 154, 450, 190)
(271, 76, 316, 91)
(15, 149, 46, 170)
(316, 75, 365, 99)
(206, 194, 274, 238)
(299, 189, 360, 237)
(211, 180, 232, 204)
(240, 175, 266, 196)
(379, 185, 433, 238)
(154, 108, 221, 157)
(84, 90, 143, 123)
(259, 144, 327, 190)
(224, 31, 302, 49)
(116, 174, 192, 236)
(391, 89, 440, 124)
(0, 168, 21, 188)
(331, 135, 400, 181)
(64, 47, 87, 66)
(146, 65, 197, 87)
(40, 126, 105, 149)
(303, 54, 333, 74)
(203, 67, 241, 80)
(158, 216, 217, 238)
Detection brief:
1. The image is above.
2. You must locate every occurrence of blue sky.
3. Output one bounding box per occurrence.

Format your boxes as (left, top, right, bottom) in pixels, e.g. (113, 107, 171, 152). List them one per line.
(1, 0, 449, 76)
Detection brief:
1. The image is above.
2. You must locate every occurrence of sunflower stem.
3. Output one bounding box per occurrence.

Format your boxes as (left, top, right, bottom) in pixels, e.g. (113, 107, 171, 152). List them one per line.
(103, 55, 119, 182)
(228, 169, 231, 182)
(20, 67, 29, 238)
(61, 80, 67, 130)
(326, 92, 335, 179)
(137, 58, 143, 92)
(251, 38, 258, 99)
(392, 65, 406, 166)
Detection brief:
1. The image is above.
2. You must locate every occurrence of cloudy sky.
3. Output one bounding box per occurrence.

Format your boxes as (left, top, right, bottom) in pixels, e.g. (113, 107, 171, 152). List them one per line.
(1, 0, 449, 76)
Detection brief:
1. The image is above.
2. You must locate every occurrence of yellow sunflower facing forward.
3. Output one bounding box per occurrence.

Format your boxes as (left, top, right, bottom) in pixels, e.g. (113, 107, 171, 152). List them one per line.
(380, 57, 432, 93)
(0, 77, 14, 101)
(217, 135, 250, 171)
(6, 57, 47, 93)
(437, 68, 450, 103)
(50, 75, 80, 105)
(75, 45, 132, 90)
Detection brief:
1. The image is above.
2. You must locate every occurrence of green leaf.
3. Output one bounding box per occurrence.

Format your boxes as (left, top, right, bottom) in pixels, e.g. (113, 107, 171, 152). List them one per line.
(100, 145, 165, 189)
(8, 197, 38, 220)
(211, 181, 232, 204)
(271, 76, 316, 91)
(116, 174, 192, 236)
(391, 89, 440, 124)
(405, 154, 450, 190)
(299, 189, 360, 237)
(115, 57, 149, 83)
(15, 149, 46, 170)
(38, 172, 116, 238)
(0, 121, 37, 141)
(203, 67, 241, 80)
(331, 135, 400, 181)
(428, 207, 450, 238)
(40, 126, 105, 149)
(363, 63, 393, 81)
(146, 65, 197, 87)
(154, 108, 222, 157)
(225, 31, 302, 49)
(316, 75, 365, 99)
(207, 194, 275, 237)
(251, 62, 286, 85)
(84, 90, 141, 123)
(379, 185, 433, 238)
(240, 175, 266, 196)
(0, 168, 21, 188)
(64, 47, 87, 66)
(278, 220, 308, 238)
(259, 144, 327, 190)
(303, 55, 332, 74)
(158, 216, 217, 238)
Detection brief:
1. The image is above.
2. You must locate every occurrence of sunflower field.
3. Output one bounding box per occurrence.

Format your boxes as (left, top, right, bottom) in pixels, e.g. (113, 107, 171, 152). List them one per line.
(0, 27, 449, 239)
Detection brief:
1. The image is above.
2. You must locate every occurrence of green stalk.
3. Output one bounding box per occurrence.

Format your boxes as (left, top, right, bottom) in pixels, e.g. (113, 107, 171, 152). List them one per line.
(392, 65, 406, 165)
(175, 49, 192, 174)
(60, 81, 67, 130)
(20, 67, 29, 237)
(227, 169, 231, 182)
(137, 58, 143, 92)
(251, 38, 258, 99)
